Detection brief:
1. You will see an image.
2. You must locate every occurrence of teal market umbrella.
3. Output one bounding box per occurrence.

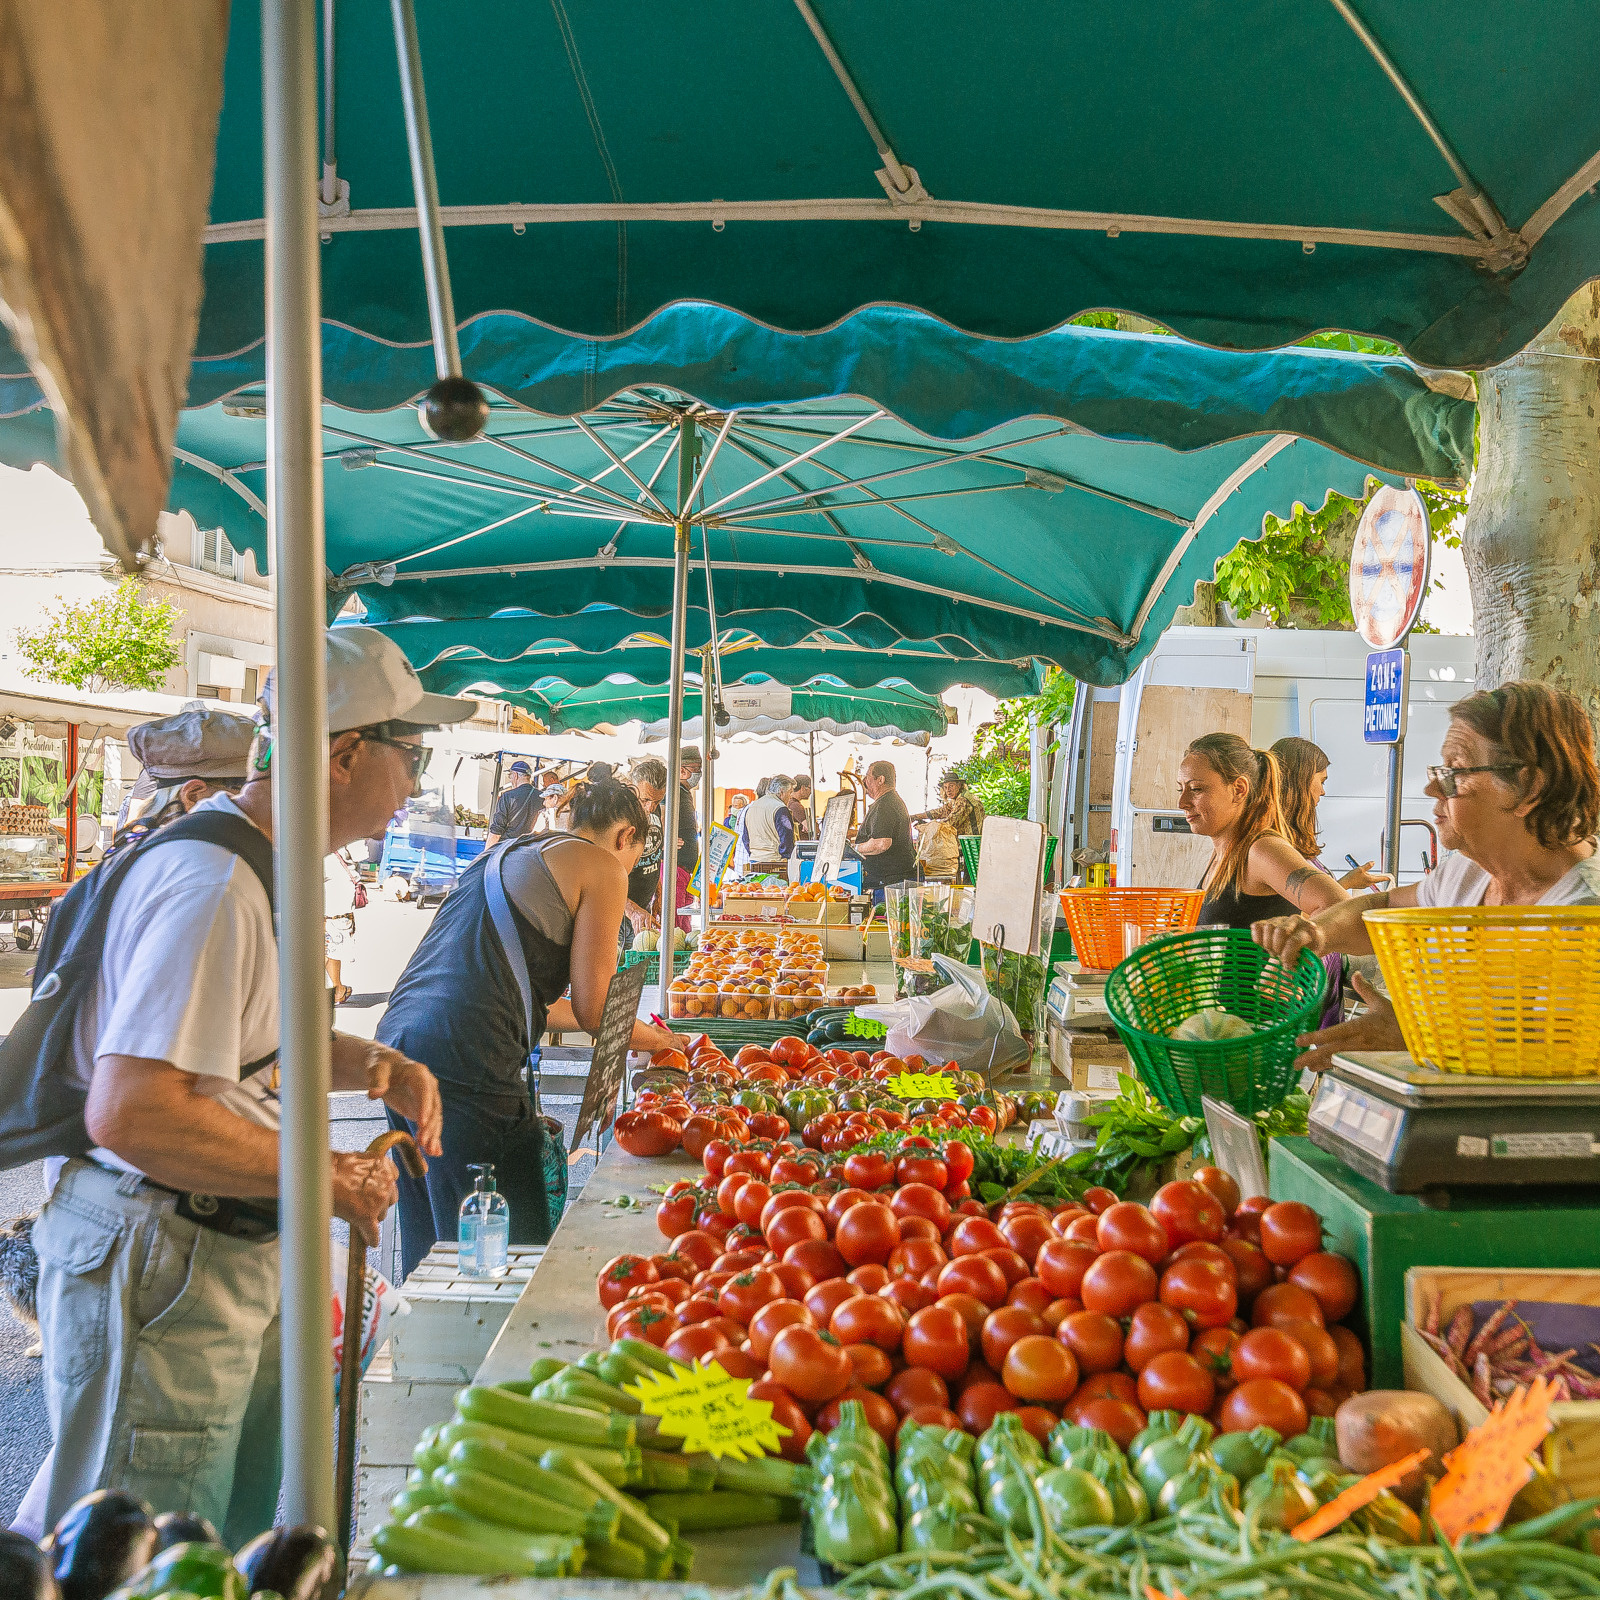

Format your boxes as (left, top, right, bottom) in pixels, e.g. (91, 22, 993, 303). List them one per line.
(191, 1, 1600, 369)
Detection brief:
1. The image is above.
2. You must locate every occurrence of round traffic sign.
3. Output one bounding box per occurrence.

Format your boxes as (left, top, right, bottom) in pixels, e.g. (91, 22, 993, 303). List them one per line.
(1348, 485, 1431, 650)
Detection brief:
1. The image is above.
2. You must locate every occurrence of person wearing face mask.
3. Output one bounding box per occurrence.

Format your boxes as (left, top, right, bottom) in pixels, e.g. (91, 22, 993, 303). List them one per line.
(1253, 682, 1600, 1071)
(378, 776, 690, 1278)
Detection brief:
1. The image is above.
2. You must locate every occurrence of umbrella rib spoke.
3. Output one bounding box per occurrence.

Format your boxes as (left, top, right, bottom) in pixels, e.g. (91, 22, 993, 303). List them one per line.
(697, 408, 887, 514)
(572, 414, 675, 516)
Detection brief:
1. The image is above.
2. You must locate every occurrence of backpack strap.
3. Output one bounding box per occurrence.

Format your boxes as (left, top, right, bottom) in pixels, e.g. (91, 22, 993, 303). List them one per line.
(483, 839, 541, 1090)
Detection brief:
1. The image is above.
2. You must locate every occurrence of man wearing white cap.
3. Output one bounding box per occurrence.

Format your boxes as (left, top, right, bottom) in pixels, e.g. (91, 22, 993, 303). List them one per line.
(28, 626, 469, 1543)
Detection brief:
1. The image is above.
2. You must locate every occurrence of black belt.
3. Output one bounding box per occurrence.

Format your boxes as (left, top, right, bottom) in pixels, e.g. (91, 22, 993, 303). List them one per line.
(142, 1180, 280, 1242)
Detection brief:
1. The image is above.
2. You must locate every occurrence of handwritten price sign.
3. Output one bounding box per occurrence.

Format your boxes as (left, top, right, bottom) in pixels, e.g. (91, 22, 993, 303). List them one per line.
(624, 1359, 791, 1460)
(1431, 1376, 1557, 1542)
(887, 1072, 957, 1099)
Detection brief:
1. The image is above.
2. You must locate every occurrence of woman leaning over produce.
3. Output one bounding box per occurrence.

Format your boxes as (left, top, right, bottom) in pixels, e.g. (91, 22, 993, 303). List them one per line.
(1270, 735, 1386, 890)
(1254, 681, 1600, 1069)
(1180, 733, 1348, 929)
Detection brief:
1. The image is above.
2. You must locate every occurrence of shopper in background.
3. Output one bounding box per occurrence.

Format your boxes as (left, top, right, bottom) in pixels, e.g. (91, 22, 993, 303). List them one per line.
(915, 771, 985, 838)
(109, 705, 256, 851)
(789, 774, 815, 840)
(486, 760, 538, 846)
(1256, 681, 1600, 1068)
(677, 745, 702, 889)
(379, 776, 689, 1278)
(621, 757, 693, 935)
(1270, 736, 1384, 890)
(852, 760, 918, 901)
(532, 781, 567, 834)
(740, 775, 796, 873)
(724, 793, 750, 829)
(28, 626, 453, 1542)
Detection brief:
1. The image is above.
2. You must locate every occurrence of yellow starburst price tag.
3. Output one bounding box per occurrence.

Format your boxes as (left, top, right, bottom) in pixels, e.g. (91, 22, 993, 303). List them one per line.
(623, 1359, 791, 1460)
(887, 1072, 956, 1099)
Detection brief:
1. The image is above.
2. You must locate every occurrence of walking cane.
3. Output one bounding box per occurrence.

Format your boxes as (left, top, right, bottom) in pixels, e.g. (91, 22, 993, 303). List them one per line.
(336, 1129, 426, 1558)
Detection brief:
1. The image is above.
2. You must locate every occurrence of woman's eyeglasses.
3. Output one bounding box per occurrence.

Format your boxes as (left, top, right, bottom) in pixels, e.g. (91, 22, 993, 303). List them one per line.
(1426, 763, 1520, 797)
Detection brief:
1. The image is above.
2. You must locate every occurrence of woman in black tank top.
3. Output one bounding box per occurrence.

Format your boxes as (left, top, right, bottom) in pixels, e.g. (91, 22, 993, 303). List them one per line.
(1178, 734, 1348, 931)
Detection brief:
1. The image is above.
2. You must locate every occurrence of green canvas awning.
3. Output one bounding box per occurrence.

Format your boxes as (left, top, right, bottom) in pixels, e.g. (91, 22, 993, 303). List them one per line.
(189, 1, 1600, 369)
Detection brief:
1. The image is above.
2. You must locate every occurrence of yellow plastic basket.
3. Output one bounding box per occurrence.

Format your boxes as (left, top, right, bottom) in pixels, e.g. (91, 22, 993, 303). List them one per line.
(1364, 906, 1600, 1078)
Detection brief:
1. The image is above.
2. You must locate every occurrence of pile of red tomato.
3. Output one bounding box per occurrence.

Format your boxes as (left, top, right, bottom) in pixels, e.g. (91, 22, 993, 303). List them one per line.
(597, 1139, 1368, 1465)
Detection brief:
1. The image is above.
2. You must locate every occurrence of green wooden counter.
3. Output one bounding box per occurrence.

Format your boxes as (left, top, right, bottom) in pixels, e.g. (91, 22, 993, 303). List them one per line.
(1269, 1136, 1600, 1387)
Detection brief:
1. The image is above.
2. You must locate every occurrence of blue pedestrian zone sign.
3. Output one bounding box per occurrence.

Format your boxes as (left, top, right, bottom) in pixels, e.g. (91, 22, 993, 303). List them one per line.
(1364, 649, 1408, 744)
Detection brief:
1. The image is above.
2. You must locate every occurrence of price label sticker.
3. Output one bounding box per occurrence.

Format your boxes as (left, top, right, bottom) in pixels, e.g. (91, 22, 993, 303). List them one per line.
(623, 1358, 791, 1460)
(888, 1072, 957, 1099)
(1430, 1377, 1557, 1543)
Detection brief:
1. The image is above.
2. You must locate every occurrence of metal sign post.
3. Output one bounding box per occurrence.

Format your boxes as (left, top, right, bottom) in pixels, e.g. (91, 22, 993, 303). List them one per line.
(1349, 486, 1431, 886)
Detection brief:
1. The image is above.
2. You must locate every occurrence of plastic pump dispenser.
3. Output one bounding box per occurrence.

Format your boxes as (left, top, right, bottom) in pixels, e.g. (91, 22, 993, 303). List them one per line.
(459, 1162, 509, 1277)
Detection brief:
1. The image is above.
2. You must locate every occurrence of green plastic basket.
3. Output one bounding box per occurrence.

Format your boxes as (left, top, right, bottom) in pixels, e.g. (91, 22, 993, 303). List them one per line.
(1103, 927, 1328, 1116)
(959, 834, 1057, 885)
(617, 947, 691, 985)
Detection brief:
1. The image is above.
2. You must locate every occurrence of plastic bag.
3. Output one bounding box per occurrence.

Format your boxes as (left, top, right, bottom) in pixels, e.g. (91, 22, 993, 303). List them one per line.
(858, 955, 1031, 1076)
(331, 1238, 408, 1397)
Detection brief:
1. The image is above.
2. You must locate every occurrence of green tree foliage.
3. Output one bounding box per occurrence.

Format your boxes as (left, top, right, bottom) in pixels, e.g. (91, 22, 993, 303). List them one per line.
(946, 671, 1077, 820)
(13, 577, 182, 693)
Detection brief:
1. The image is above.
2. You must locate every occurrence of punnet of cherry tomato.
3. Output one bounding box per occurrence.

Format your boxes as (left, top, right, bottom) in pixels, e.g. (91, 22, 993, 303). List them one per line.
(601, 1095, 1367, 1455)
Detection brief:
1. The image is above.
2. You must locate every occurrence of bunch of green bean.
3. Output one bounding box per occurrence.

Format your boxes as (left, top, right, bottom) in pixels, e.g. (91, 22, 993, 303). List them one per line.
(723, 1483, 1600, 1600)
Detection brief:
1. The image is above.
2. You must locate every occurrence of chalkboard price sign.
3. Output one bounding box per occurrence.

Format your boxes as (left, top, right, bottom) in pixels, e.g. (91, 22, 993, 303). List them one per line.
(814, 793, 855, 883)
(575, 960, 648, 1147)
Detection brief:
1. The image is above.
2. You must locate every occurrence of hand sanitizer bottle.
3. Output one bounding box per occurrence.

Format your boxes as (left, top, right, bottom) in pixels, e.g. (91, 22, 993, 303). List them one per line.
(459, 1163, 509, 1278)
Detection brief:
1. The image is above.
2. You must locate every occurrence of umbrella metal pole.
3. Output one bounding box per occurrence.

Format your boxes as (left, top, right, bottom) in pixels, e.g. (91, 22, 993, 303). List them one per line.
(700, 650, 714, 936)
(264, 0, 335, 1533)
(657, 415, 696, 1021)
(808, 731, 818, 838)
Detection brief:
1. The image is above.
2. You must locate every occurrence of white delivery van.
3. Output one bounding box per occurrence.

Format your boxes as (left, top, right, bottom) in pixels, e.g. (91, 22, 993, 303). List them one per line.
(1056, 626, 1475, 891)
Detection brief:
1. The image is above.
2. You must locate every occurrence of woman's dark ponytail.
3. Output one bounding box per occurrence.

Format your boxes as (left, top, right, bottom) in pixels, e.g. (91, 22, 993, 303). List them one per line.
(561, 776, 648, 841)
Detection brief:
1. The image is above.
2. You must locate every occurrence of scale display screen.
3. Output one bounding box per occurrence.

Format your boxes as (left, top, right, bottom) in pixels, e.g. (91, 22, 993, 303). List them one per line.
(1309, 1076, 1404, 1164)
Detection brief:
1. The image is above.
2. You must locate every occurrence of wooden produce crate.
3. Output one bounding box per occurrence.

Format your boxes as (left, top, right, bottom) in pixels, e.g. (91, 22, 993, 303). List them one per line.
(1401, 1265, 1600, 1497)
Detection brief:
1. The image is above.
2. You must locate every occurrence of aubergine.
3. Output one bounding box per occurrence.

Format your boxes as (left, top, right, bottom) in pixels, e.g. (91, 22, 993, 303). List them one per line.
(149, 1514, 219, 1555)
(0, 1530, 60, 1600)
(43, 1490, 156, 1600)
(233, 1526, 340, 1600)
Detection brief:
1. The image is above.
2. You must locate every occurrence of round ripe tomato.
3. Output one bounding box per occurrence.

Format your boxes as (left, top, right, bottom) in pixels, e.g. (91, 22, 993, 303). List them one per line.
(944, 1181, 972, 1204)
(878, 1272, 937, 1317)
(1036, 1239, 1099, 1300)
(804, 1278, 862, 1327)
(1002, 1334, 1079, 1403)
(772, 1155, 822, 1186)
(697, 1208, 738, 1245)
(1251, 1282, 1326, 1330)
(718, 1268, 784, 1324)
(767, 1324, 853, 1404)
(1191, 1325, 1241, 1384)
(1227, 1210, 1264, 1246)
(1159, 1256, 1238, 1330)
(783, 1238, 848, 1283)
(903, 1305, 973, 1379)
(1220, 1377, 1308, 1437)
(747, 1298, 814, 1359)
(890, 1183, 952, 1231)
(653, 1249, 697, 1283)
(815, 1385, 899, 1441)
(1063, 1215, 1103, 1247)
(1075, 1369, 1141, 1407)
(1012, 1405, 1060, 1443)
(896, 1154, 949, 1190)
(980, 1305, 1047, 1371)
(942, 1142, 976, 1186)
(1067, 1394, 1147, 1447)
(610, 1302, 674, 1346)
(1329, 1324, 1366, 1392)
(597, 1253, 659, 1310)
(712, 1344, 766, 1380)
(982, 1248, 1032, 1289)
(843, 1342, 894, 1389)
(1169, 1240, 1237, 1276)
(763, 1205, 827, 1256)
(953, 1199, 989, 1219)
(674, 1293, 721, 1327)
(734, 1179, 773, 1229)
(888, 1239, 947, 1279)
(696, 1271, 735, 1300)
(1258, 1201, 1324, 1266)
(1303, 1386, 1339, 1418)
(843, 1150, 895, 1190)
(1220, 1238, 1275, 1303)
(998, 1211, 1055, 1266)
(607, 1294, 670, 1338)
(836, 1202, 902, 1267)
(825, 1188, 873, 1229)
(1079, 1250, 1159, 1317)
(957, 1380, 1018, 1433)
(1137, 1350, 1215, 1416)
(1287, 1252, 1360, 1323)
(665, 1322, 732, 1365)
(1150, 1180, 1227, 1246)
(885, 1366, 949, 1416)
(1233, 1327, 1312, 1390)
(1095, 1202, 1170, 1264)
(1192, 1165, 1242, 1217)
(1041, 1297, 1081, 1330)
(897, 1215, 943, 1245)
(725, 1149, 771, 1181)
(761, 1188, 824, 1229)
(903, 1402, 963, 1431)
(1122, 1301, 1192, 1372)
(770, 1260, 815, 1300)
(1082, 1186, 1119, 1216)
(846, 1262, 890, 1294)
(1007, 1278, 1055, 1315)
(937, 1293, 990, 1342)
(830, 1293, 905, 1353)
(944, 1217, 1003, 1258)
(712, 1247, 765, 1276)
(1057, 1311, 1124, 1374)
(657, 1192, 697, 1238)
(937, 1255, 1010, 1309)
(1276, 1318, 1340, 1389)
(646, 1276, 691, 1307)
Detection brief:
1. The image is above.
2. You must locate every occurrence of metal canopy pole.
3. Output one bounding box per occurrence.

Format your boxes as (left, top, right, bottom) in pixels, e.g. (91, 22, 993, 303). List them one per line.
(264, 0, 335, 1533)
(699, 648, 715, 937)
(657, 415, 696, 1020)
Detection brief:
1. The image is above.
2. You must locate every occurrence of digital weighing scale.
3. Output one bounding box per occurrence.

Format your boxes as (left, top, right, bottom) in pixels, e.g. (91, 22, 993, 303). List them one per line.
(1309, 1051, 1600, 1194)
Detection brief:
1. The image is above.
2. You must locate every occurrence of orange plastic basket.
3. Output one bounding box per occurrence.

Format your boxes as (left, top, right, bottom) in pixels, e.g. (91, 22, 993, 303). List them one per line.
(1059, 887, 1206, 971)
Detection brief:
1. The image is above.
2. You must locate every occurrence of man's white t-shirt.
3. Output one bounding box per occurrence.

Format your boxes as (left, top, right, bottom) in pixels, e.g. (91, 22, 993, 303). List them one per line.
(1414, 850, 1600, 908)
(70, 793, 280, 1177)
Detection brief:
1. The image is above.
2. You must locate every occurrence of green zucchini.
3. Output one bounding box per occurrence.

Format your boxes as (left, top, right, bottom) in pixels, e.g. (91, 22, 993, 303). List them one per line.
(431, 1466, 607, 1540)
(641, 1490, 793, 1531)
(374, 1518, 577, 1577)
(455, 1383, 635, 1448)
(438, 1417, 633, 1485)
(406, 1508, 584, 1576)
(444, 1437, 621, 1532)
(541, 1449, 672, 1554)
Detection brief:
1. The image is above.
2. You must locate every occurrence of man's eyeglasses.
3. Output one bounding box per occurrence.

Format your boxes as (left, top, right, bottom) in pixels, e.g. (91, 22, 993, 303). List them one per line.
(357, 726, 431, 784)
(1426, 763, 1521, 798)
